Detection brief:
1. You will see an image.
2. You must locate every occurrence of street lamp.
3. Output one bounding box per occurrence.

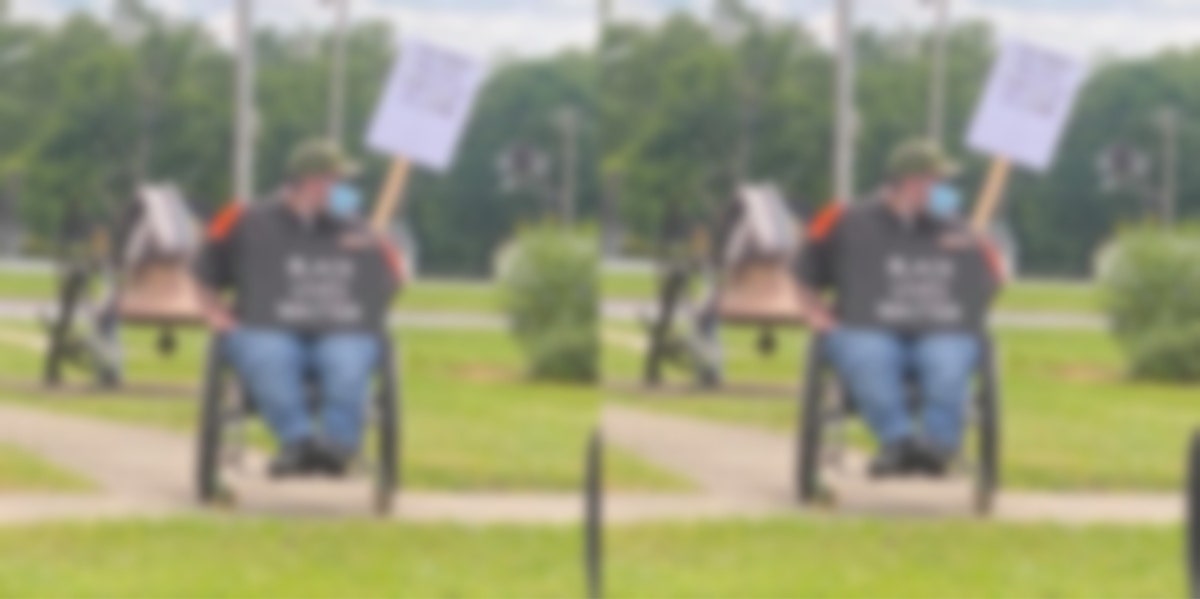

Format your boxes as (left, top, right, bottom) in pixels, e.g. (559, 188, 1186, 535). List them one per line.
(233, 0, 256, 202)
(923, 0, 951, 147)
(832, 0, 857, 203)
(322, 0, 351, 147)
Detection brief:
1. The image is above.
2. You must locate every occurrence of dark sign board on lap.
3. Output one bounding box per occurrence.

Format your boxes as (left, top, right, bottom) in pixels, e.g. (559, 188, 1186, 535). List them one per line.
(227, 207, 398, 334)
(839, 241, 996, 333)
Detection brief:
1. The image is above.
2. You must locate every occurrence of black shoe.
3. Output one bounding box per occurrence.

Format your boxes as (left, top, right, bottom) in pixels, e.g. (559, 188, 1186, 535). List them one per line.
(309, 438, 355, 477)
(268, 439, 318, 478)
(869, 438, 918, 478)
(910, 438, 955, 477)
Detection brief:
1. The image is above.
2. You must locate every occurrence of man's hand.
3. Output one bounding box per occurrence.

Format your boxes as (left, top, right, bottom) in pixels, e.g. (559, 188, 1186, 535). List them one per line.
(807, 309, 838, 334)
(205, 309, 237, 334)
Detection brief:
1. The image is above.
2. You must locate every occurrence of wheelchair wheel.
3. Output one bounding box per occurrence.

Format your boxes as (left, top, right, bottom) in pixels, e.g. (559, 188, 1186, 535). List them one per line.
(196, 339, 227, 504)
(370, 339, 400, 516)
(797, 336, 827, 504)
(971, 340, 1001, 516)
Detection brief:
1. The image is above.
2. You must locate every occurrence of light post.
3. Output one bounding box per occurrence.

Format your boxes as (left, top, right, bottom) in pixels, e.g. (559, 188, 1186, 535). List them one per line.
(233, 0, 256, 202)
(924, 0, 950, 147)
(324, 0, 351, 147)
(832, 0, 857, 203)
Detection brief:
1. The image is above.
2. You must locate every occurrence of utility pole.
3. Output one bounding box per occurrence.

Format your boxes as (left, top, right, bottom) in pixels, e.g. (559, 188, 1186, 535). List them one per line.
(926, 0, 950, 147)
(1157, 107, 1180, 224)
(832, 0, 857, 203)
(556, 106, 581, 224)
(326, 0, 350, 147)
(233, 0, 256, 202)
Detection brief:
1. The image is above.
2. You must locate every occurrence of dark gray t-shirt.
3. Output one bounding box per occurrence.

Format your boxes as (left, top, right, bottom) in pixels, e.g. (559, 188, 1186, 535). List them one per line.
(196, 201, 400, 333)
(797, 200, 1001, 333)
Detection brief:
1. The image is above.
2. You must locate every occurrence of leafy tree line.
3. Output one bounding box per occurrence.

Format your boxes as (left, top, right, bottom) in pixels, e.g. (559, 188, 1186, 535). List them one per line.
(602, 0, 1200, 276)
(0, 0, 599, 275)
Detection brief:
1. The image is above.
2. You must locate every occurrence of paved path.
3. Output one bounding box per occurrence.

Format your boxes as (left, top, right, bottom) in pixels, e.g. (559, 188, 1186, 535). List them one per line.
(604, 405, 1181, 524)
(0, 403, 765, 526)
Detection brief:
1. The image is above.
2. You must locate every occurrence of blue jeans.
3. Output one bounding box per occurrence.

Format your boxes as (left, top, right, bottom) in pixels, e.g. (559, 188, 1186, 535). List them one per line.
(824, 328, 980, 452)
(224, 328, 380, 451)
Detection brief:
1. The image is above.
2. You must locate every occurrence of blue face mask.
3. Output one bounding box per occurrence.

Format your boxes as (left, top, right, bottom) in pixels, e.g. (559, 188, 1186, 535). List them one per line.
(927, 183, 962, 219)
(328, 183, 363, 219)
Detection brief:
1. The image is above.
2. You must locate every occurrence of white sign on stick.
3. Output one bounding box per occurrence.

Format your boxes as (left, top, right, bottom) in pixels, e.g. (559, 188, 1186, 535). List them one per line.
(967, 39, 1088, 172)
(367, 38, 488, 172)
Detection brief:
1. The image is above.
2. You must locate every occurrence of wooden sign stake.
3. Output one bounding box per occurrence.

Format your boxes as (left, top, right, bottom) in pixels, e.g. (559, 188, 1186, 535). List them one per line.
(970, 157, 1012, 233)
(371, 158, 412, 232)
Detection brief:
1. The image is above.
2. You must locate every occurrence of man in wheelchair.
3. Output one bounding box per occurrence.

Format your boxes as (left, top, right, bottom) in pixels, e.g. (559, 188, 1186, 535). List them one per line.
(196, 139, 403, 478)
(797, 139, 1002, 478)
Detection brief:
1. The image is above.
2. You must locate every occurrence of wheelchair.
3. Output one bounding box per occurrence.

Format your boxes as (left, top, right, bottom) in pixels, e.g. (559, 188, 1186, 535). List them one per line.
(795, 332, 1001, 516)
(195, 333, 401, 515)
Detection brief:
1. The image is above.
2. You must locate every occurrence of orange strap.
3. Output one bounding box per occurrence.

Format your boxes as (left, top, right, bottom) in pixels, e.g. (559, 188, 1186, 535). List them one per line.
(206, 202, 246, 242)
(807, 203, 846, 243)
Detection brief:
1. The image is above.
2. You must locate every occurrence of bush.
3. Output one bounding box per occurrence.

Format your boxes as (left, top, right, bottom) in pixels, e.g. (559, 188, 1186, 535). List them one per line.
(1100, 225, 1200, 382)
(497, 225, 598, 383)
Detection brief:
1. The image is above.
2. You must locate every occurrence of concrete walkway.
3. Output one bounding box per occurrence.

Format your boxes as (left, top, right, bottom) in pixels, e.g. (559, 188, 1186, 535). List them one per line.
(0, 403, 743, 526)
(604, 405, 1181, 524)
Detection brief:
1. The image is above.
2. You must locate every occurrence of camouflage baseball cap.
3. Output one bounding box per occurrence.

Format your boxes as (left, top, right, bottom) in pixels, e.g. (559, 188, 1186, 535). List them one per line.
(886, 138, 960, 181)
(286, 138, 361, 180)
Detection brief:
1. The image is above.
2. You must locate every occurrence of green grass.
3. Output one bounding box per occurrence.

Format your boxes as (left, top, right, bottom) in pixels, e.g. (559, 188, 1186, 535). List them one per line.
(0, 517, 1177, 598)
(0, 444, 92, 493)
(0, 269, 56, 300)
(0, 268, 504, 314)
(0, 518, 582, 597)
(609, 519, 1181, 598)
(0, 267, 1101, 315)
(606, 325, 1199, 492)
(999, 280, 1099, 314)
(602, 267, 1100, 314)
(0, 324, 685, 493)
(401, 279, 499, 313)
(0, 517, 1174, 597)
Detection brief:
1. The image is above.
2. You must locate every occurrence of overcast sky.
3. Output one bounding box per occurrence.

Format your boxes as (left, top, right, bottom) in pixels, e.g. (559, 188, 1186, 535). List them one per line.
(9, 0, 1200, 59)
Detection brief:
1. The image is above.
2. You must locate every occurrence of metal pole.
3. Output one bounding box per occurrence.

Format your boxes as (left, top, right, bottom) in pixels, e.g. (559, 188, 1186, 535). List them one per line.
(1159, 107, 1179, 225)
(328, 0, 350, 147)
(927, 0, 950, 147)
(557, 107, 580, 224)
(833, 0, 856, 203)
(234, 0, 256, 202)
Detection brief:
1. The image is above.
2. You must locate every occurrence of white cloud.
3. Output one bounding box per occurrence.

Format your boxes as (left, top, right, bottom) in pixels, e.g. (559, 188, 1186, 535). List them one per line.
(10, 0, 598, 60)
(10, 0, 1200, 58)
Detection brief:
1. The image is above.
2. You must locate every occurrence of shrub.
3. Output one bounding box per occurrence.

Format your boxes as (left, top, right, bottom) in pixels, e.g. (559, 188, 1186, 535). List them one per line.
(1100, 225, 1200, 382)
(497, 225, 598, 383)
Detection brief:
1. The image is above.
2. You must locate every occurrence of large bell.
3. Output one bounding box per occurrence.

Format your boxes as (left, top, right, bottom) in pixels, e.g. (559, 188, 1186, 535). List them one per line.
(114, 184, 205, 325)
(118, 260, 204, 325)
(713, 184, 806, 326)
(716, 260, 805, 325)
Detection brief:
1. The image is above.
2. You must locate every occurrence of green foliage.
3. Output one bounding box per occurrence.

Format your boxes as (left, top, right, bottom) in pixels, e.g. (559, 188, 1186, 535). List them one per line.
(498, 225, 598, 383)
(1101, 225, 1200, 381)
(0, 4, 599, 275)
(603, 0, 1200, 275)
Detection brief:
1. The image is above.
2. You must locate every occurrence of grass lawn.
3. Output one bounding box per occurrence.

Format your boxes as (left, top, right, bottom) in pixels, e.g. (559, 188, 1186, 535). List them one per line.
(608, 518, 1181, 598)
(0, 266, 1100, 315)
(603, 266, 1100, 314)
(0, 324, 684, 493)
(0, 518, 583, 597)
(0, 443, 92, 493)
(0, 517, 1177, 597)
(606, 325, 1199, 492)
(0, 268, 504, 314)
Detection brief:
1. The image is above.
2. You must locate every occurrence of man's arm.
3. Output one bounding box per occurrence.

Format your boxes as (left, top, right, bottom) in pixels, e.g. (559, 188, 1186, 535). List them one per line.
(194, 203, 244, 333)
(795, 203, 845, 333)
